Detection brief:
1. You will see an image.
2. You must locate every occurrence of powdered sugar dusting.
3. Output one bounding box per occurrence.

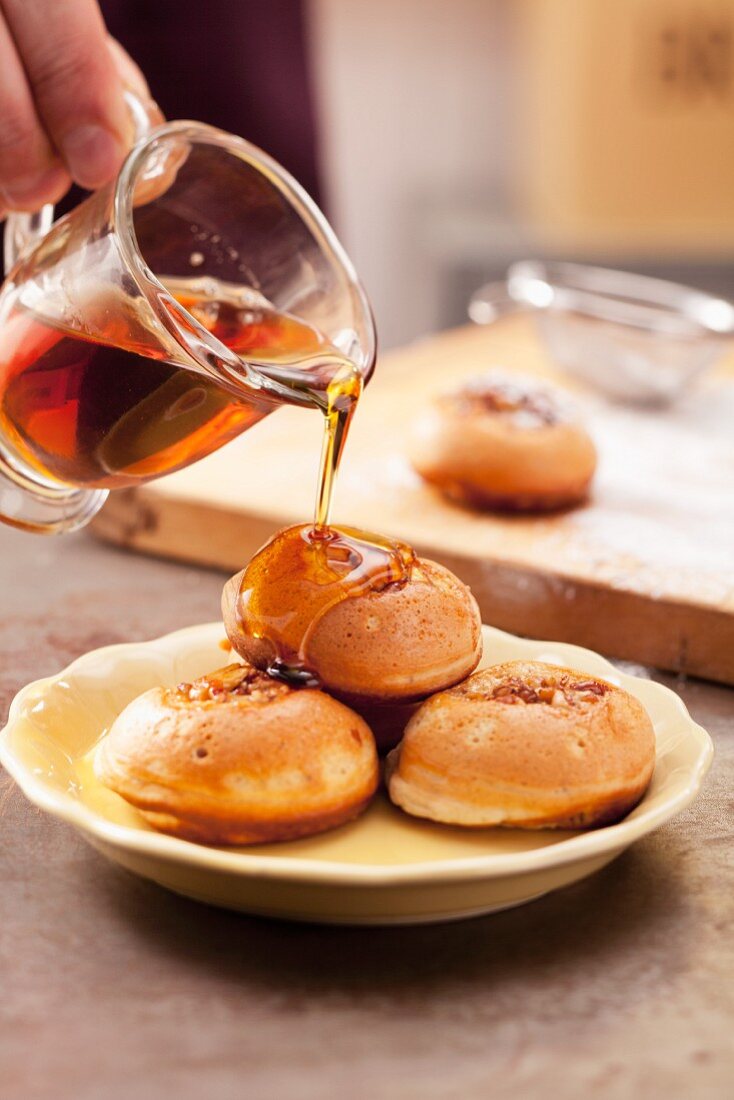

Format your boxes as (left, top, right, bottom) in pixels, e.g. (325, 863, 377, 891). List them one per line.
(540, 378, 734, 602)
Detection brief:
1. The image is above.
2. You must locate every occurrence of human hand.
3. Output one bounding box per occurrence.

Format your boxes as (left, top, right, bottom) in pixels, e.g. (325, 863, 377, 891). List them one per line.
(0, 0, 150, 218)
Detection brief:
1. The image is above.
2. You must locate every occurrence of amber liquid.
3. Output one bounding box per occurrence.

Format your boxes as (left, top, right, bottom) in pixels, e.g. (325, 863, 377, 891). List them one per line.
(0, 271, 415, 683)
(313, 360, 363, 529)
(219, 282, 419, 686)
(0, 276, 350, 489)
(222, 296, 419, 686)
(229, 523, 417, 685)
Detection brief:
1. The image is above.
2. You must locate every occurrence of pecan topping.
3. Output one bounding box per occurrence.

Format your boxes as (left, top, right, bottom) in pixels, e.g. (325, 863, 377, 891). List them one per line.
(452, 377, 562, 427)
(493, 680, 541, 705)
(573, 680, 608, 696)
(487, 673, 609, 707)
(173, 663, 291, 704)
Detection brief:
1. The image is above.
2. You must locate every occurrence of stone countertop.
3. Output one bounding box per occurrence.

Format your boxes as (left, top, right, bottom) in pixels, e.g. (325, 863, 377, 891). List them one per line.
(1, 525, 732, 1100)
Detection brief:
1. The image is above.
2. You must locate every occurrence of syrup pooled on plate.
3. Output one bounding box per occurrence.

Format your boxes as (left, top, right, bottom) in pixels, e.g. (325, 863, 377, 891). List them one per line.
(224, 524, 417, 686)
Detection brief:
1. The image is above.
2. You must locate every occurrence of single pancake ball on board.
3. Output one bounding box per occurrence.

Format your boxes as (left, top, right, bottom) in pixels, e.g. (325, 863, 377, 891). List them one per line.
(223, 552, 483, 754)
(408, 373, 597, 512)
(94, 664, 379, 845)
(387, 660, 655, 830)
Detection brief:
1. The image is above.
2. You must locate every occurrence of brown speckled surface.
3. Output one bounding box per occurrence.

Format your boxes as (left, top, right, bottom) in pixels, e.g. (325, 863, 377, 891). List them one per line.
(1, 526, 732, 1100)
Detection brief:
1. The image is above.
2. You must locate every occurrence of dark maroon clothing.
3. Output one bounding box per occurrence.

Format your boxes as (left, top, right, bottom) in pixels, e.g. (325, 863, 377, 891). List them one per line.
(100, 0, 321, 203)
(0, 3, 321, 265)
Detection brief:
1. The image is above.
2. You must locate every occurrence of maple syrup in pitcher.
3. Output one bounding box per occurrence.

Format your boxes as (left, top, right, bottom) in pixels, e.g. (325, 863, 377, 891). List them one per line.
(0, 276, 349, 488)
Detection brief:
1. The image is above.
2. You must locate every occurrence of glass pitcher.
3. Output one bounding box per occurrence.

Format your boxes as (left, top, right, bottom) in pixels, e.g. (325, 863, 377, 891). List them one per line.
(0, 95, 375, 533)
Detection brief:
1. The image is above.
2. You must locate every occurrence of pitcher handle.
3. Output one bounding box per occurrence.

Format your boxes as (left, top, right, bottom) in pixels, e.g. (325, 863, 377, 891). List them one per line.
(3, 89, 162, 276)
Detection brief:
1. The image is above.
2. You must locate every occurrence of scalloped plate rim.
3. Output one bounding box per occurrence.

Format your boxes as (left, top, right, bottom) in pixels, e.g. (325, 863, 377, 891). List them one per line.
(0, 622, 713, 887)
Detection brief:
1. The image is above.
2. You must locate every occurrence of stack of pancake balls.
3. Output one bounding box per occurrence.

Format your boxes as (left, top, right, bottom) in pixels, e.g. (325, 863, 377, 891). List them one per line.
(95, 373, 655, 846)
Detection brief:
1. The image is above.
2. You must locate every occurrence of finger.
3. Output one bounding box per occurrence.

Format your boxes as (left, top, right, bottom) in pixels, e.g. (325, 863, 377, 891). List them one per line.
(0, 11, 70, 210)
(107, 34, 165, 137)
(106, 36, 150, 100)
(3, 0, 130, 190)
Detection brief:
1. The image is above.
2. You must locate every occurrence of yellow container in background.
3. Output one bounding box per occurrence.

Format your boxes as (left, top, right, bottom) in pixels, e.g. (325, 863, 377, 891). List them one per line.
(516, 0, 734, 253)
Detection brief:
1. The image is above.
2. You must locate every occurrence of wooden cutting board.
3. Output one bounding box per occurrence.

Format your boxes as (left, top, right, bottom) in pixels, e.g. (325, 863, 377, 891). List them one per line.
(92, 316, 734, 684)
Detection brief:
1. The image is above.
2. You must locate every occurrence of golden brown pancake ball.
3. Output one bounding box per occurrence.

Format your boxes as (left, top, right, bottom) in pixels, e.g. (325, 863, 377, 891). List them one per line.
(387, 660, 655, 829)
(409, 374, 597, 512)
(95, 663, 379, 844)
(223, 546, 483, 753)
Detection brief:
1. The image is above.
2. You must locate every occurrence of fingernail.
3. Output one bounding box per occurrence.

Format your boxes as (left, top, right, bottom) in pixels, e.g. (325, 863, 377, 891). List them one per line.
(63, 125, 124, 189)
(2, 166, 68, 210)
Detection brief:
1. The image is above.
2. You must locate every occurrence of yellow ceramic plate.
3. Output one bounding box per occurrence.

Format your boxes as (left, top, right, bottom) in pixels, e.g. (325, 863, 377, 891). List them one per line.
(1, 624, 712, 924)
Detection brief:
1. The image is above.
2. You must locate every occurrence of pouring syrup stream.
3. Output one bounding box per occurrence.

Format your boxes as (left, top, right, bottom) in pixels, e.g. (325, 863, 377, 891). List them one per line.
(225, 346, 416, 687)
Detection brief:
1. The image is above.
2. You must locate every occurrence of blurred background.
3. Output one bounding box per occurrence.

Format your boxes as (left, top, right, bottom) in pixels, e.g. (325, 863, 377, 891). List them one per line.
(9, 0, 734, 352)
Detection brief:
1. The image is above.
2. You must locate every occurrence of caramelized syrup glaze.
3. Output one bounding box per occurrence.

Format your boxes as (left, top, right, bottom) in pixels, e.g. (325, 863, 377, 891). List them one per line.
(230, 523, 416, 686)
